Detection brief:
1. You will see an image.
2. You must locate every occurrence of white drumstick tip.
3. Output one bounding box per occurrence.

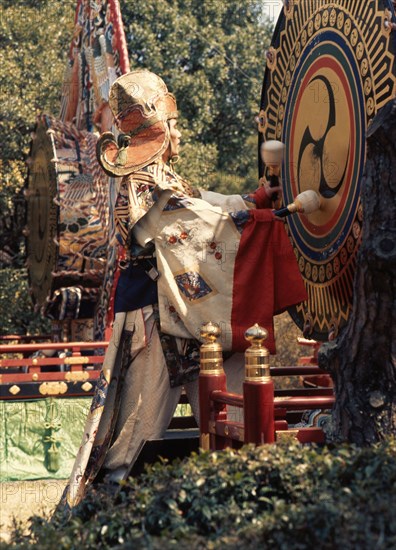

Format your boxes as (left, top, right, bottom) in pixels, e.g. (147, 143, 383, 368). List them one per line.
(294, 190, 321, 214)
(274, 190, 321, 218)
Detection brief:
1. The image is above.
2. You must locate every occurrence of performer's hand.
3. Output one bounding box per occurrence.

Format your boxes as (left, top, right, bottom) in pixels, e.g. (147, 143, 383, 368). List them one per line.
(259, 177, 283, 202)
(265, 182, 282, 201)
(259, 177, 282, 204)
(251, 178, 283, 209)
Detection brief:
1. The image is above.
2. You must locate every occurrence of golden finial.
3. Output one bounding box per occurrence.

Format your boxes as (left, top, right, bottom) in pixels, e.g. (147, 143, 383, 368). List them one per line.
(244, 323, 270, 381)
(199, 322, 224, 374)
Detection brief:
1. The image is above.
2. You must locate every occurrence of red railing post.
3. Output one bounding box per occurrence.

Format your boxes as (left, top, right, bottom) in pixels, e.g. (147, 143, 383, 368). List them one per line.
(243, 324, 275, 445)
(198, 322, 226, 451)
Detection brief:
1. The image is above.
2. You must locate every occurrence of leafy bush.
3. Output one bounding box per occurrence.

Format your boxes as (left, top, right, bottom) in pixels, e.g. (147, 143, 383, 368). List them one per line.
(6, 438, 396, 549)
(0, 268, 51, 335)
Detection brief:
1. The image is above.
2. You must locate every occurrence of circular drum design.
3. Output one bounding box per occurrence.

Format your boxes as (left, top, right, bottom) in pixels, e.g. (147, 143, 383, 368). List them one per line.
(259, 0, 396, 340)
(26, 119, 58, 309)
(26, 115, 110, 320)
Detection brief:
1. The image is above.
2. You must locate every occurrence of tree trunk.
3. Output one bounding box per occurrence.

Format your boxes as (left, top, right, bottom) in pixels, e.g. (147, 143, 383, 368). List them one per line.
(318, 99, 396, 445)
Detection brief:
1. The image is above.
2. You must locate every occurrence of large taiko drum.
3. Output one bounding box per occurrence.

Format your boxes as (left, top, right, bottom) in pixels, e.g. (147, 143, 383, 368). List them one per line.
(26, 114, 110, 320)
(259, 0, 396, 341)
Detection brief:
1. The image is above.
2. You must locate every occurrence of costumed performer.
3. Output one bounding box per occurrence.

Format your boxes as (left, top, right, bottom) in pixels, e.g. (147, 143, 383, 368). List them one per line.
(61, 69, 307, 511)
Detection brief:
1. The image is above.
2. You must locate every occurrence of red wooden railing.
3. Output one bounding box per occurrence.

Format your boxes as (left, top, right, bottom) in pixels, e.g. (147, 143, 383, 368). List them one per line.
(1, 325, 333, 448)
(0, 340, 108, 399)
(199, 323, 334, 449)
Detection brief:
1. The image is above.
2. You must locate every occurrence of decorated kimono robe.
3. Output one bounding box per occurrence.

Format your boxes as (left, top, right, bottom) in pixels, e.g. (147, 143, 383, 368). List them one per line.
(134, 184, 306, 353)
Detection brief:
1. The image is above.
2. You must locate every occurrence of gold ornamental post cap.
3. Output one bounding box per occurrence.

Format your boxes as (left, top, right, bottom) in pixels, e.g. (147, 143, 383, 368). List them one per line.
(200, 321, 222, 343)
(244, 323, 270, 381)
(244, 323, 268, 344)
(199, 321, 224, 374)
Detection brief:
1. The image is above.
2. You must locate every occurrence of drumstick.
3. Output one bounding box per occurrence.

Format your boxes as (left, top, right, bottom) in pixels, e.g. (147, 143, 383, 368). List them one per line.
(274, 190, 321, 218)
(260, 140, 285, 201)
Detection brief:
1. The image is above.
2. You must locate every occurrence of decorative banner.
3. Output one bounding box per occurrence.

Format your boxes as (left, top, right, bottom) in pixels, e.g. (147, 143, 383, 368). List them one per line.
(60, 0, 129, 131)
(259, 0, 396, 341)
(27, 0, 130, 338)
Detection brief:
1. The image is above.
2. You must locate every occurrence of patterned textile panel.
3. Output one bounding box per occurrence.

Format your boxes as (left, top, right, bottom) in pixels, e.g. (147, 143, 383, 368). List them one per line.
(60, 0, 129, 132)
(58, 0, 130, 336)
(27, 0, 130, 331)
(48, 115, 109, 277)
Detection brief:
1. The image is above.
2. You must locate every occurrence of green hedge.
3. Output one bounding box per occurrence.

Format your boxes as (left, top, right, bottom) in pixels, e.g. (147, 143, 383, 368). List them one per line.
(6, 439, 396, 549)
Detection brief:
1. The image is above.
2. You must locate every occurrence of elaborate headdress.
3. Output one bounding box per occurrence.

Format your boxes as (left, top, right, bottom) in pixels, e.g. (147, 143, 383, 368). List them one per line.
(96, 69, 178, 176)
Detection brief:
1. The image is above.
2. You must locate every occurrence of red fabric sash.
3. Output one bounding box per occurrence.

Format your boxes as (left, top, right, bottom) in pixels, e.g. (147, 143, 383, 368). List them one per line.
(231, 210, 307, 353)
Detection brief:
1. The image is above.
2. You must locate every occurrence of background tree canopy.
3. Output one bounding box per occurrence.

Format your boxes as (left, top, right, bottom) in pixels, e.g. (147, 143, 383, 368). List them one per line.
(0, 0, 274, 333)
(121, 0, 273, 189)
(0, 0, 75, 333)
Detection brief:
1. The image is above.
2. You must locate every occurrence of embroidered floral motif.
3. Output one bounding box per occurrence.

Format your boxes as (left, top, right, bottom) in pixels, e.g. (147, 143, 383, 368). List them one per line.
(166, 227, 192, 246)
(207, 238, 224, 263)
(165, 299, 182, 325)
(115, 162, 194, 246)
(174, 271, 213, 301)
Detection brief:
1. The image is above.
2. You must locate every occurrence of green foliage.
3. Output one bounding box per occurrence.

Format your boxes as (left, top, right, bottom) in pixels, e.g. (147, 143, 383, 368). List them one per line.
(0, 268, 51, 335)
(122, 0, 273, 185)
(0, 0, 74, 254)
(6, 439, 396, 548)
(0, 1, 74, 333)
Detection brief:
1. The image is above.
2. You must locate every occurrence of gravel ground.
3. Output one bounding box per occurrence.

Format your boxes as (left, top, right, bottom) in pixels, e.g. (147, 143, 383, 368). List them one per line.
(0, 480, 68, 542)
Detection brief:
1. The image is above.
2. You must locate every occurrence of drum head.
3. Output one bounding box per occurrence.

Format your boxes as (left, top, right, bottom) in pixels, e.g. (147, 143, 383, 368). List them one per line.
(26, 117, 58, 308)
(26, 115, 109, 318)
(259, 0, 396, 340)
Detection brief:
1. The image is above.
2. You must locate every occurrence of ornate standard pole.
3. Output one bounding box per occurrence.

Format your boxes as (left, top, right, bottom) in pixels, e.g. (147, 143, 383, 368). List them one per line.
(243, 324, 275, 444)
(198, 322, 226, 451)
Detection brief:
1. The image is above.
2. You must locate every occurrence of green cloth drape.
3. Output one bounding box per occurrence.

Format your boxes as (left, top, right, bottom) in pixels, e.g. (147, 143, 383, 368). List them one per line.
(0, 398, 90, 481)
